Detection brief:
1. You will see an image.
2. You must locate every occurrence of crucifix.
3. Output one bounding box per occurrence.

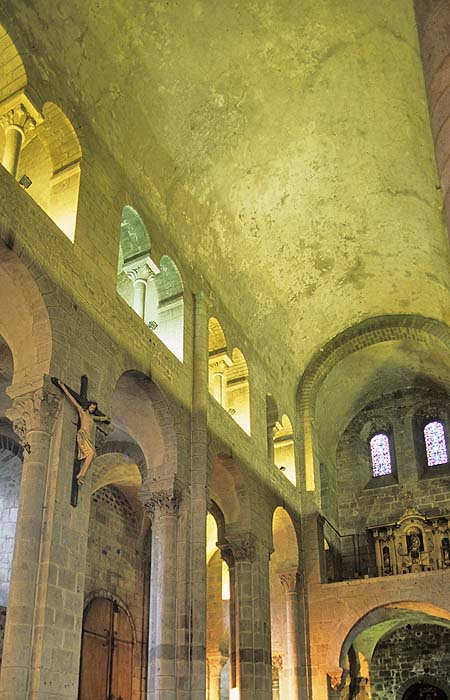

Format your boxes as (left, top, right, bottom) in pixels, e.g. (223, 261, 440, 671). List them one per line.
(51, 375, 110, 507)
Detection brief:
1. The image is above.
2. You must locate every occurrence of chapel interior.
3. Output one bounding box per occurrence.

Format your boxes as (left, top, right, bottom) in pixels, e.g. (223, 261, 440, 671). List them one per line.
(1, 1, 450, 699)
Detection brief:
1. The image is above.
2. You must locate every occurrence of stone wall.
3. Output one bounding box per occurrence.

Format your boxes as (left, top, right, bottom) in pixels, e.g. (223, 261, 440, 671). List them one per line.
(0, 449, 21, 607)
(371, 624, 450, 700)
(334, 388, 450, 579)
(85, 486, 148, 700)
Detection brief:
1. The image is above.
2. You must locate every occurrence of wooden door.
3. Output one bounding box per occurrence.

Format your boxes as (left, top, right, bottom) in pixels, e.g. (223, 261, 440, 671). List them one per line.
(79, 598, 134, 700)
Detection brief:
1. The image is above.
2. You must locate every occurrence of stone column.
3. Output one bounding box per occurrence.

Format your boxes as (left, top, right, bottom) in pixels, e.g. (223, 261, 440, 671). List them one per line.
(123, 255, 158, 320)
(0, 93, 42, 178)
(145, 488, 181, 700)
(0, 382, 60, 700)
(190, 292, 209, 698)
(279, 569, 301, 700)
(208, 353, 232, 409)
(220, 534, 272, 700)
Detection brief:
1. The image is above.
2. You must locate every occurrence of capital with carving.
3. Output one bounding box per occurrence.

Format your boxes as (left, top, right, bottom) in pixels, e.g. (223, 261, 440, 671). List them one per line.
(6, 379, 61, 446)
(0, 91, 43, 135)
(123, 253, 159, 284)
(226, 533, 258, 563)
(279, 568, 301, 594)
(272, 653, 283, 673)
(328, 667, 344, 692)
(144, 488, 181, 522)
(217, 541, 235, 568)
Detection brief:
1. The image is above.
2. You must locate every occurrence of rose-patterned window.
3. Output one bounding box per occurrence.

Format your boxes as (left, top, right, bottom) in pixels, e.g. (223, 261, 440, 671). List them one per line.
(370, 433, 392, 477)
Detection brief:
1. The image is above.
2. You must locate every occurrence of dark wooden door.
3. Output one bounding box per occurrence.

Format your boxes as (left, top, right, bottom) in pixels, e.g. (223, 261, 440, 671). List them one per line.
(79, 598, 134, 700)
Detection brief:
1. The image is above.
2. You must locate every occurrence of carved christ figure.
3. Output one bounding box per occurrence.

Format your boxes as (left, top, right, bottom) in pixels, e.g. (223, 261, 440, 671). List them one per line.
(57, 379, 110, 485)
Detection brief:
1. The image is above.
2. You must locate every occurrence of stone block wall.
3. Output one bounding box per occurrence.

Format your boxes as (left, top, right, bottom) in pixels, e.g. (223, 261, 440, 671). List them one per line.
(371, 624, 450, 700)
(0, 449, 21, 607)
(85, 486, 148, 700)
(334, 387, 450, 578)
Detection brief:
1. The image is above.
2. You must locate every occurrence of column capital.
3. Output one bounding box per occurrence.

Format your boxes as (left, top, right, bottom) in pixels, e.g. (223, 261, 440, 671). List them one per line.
(5, 378, 61, 445)
(0, 90, 43, 134)
(279, 568, 302, 594)
(219, 532, 271, 564)
(143, 487, 181, 522)
(272, 653, 283, 673)
(123, 253, 159, 283)
(327, 667, 345, 692)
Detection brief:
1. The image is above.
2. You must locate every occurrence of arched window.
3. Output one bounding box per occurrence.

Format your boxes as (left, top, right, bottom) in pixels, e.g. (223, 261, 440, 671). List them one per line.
(117, 207, 184, 360)
(370, 433, 392, 477)
(424, 420, 448, 466)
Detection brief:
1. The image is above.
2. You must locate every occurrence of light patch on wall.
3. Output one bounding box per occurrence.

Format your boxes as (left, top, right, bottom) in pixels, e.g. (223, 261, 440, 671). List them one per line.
(221, 560, 230, 601)
(230, 688, 240, 700)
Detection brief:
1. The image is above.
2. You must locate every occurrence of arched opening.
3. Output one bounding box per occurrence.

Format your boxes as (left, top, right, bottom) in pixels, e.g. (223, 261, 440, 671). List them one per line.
(0, 337, 21, 670)
(226, 349, 250, 434)
(270, 507, 301, 700)
(117, 208, 184, 359)
(0, 30, 81, 241)
(337, 603, 450, 700)
(273, 414, 296, 485)
(79, 596, 135, 700)
(207, 321, 250, 434)
(0, 244, 52, 675)
(297, 315, 450, 582)
(206, 510, 230, 700)
(403, 683, 448, 700)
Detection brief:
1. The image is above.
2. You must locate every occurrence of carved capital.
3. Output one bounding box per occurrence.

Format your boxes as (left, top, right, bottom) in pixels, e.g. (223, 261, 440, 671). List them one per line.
(6, 382, 60, 445)
(272, 653, 283, 672)
(227, 533, 257, 563)
(0, 91, 43, 134)
(144, 488, 181, 522)
(123, 253, 159, 283)
(279, 568, 300, 594)
(217, 541, 235, 568)
(328, 667, 344, 692)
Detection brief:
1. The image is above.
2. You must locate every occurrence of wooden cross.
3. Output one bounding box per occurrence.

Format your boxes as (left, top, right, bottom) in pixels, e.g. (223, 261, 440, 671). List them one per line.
(51, 375, 109, 507)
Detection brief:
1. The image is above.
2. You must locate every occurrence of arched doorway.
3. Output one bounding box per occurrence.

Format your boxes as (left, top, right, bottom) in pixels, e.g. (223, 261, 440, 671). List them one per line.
(78, 597, 134, 700)
(403, 683, 448, 700)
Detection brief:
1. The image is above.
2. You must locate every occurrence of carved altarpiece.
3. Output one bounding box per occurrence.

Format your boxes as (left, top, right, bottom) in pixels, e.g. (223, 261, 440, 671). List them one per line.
(369, 507, 450, 576)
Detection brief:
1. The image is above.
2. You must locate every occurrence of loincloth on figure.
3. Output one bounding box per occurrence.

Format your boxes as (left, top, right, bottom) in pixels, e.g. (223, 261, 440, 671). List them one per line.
(76, 429, 95, 460)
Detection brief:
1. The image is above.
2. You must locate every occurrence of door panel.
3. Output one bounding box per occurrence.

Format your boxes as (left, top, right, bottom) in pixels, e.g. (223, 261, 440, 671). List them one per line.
(79, 598, 134, 700)
(79, 632, 110, 700)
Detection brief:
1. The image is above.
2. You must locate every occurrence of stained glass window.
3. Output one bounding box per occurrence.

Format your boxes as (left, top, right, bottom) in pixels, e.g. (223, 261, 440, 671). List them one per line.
(424, 421, 448, 466)
(370, 433, 392, 477)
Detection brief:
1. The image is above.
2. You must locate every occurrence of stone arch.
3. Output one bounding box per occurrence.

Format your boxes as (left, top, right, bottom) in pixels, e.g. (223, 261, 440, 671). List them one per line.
(270, 507, 301, 699)
(227, 347, 250, 434)
(151, 254, 184, 360)
(339, 601, 450, 670)
(296, 314, 450, 494)
(273, 413, 296, 485)
(0, 23, 27, 102)
(399, 676, 450, 700)
(35, 102, 81, 241)
(116, 209, 184, 359)
(83, 590, 138, 643)
(0, 242, 52, 391)
(208, 452, 252, 530)
(111, 370, 179, 490)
